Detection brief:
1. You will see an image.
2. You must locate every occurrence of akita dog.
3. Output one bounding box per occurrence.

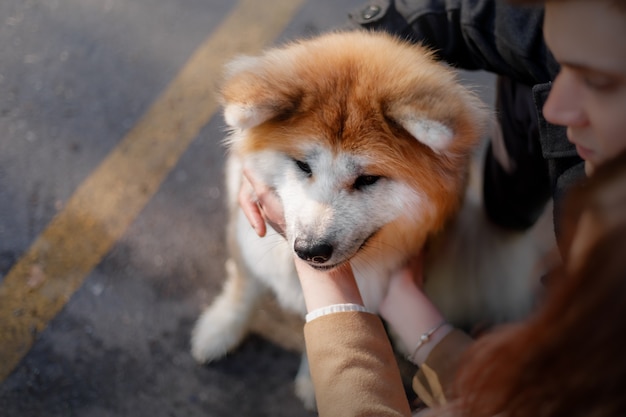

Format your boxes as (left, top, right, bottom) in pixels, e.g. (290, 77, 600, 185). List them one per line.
(191, 31, 544, 409)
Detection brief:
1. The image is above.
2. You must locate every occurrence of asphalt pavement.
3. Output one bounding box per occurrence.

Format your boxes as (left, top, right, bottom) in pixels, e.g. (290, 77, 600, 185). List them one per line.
(0, 1, 495, 416)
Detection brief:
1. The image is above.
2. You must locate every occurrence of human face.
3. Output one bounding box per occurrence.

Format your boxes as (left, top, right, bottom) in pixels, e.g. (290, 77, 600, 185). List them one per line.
(542, 0, 626, 176)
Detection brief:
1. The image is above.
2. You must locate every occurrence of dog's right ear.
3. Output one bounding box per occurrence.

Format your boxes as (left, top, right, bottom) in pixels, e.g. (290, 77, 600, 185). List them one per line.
(220, 55, 297, 130)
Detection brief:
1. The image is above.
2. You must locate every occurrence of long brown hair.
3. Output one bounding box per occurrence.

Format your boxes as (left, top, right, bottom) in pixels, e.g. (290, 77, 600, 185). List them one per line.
(447, 151, 626, 417)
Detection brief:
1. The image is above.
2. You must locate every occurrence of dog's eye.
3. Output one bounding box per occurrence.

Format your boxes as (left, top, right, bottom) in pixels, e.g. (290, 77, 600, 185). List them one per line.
(295, 159, 312, 177)
(353, 175, 381, 190)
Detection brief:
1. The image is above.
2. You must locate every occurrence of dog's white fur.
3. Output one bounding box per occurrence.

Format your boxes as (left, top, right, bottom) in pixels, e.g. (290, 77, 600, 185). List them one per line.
(191, 31, 552, 409)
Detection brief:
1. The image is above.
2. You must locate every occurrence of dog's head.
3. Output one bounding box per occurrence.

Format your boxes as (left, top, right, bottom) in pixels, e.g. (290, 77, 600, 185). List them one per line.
(221, 31, 489, 270)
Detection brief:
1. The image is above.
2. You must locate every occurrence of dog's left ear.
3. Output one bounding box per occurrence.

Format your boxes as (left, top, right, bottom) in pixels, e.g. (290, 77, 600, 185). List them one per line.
(220, 55, 297, 131)
(390, 110, 455, 153)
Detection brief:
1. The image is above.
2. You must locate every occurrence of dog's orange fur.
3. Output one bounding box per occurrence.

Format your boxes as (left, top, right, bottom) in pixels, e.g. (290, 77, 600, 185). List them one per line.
(222, 30, 487, 265)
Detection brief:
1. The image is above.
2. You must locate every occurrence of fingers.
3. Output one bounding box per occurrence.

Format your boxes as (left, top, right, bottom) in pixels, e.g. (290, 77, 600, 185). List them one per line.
(240, 167, 287, 238)
(387, 252, 425, 290)
(238, 172, 267, 237)
(406, 251, 426, 288)
(294, 256, 363, 311)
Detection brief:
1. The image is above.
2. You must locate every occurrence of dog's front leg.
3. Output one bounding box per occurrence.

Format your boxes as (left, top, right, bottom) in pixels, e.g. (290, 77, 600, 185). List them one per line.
(294, 352, 316, 411)
(190, 258, 265, 363)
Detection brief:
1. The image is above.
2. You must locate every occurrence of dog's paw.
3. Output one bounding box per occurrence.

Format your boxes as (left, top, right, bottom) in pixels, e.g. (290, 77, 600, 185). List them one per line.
(190, 305, 248, 364)
(191, 260, 260, 364)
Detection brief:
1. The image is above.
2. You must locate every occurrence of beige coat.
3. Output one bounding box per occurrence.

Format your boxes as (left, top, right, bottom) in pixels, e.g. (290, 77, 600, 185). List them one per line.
(304, 312, 472, 416)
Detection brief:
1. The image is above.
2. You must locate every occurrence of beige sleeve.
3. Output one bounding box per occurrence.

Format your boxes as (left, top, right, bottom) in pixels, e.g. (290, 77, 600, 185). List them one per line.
(412, 329, 473, 407)
(304, 312, 412, 417)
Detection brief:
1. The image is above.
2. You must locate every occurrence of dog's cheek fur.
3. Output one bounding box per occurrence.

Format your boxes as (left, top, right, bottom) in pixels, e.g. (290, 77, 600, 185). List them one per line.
(244, 150, 292, 186)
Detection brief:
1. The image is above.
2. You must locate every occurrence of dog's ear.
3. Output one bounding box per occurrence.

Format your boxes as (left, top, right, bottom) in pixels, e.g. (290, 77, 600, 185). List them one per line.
(386, 87, 489, 154)
(223, 101, 275, 131)
(390, 110, 455, 153)
(220, 55, 298, 130)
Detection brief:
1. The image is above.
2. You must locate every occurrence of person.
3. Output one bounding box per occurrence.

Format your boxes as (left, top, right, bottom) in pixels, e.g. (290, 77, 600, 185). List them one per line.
(238, 0, 626, 415)
(431, 149, 626, 417)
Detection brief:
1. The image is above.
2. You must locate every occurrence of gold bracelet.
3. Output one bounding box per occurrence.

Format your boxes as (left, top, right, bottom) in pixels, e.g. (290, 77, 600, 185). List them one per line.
(407, 320, 448, 364)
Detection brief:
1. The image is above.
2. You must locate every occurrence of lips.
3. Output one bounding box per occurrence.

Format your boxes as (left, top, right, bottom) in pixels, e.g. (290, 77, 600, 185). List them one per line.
(567, 130, 594, 161)
(574, 143, 594, 161)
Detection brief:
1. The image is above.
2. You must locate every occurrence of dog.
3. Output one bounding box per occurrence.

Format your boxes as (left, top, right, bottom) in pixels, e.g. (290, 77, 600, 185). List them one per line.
(190, 31, 546, 409)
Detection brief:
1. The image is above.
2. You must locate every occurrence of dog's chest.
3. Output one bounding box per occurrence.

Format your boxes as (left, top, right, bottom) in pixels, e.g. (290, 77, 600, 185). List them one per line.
(235, 209, 307, 315)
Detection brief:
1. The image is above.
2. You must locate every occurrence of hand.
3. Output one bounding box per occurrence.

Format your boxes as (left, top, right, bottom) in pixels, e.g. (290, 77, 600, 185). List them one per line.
(238, 167, 286, 238)
(293, 257, 364, 313)
(404, 252, 426, 289)
(379, 256, 426, 322)
(379, 253, 426, 319)
(379, 254, 450, 365)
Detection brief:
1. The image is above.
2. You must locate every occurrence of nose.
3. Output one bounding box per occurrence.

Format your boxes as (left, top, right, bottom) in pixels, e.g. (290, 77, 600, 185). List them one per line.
(294, 238, 334, 264)
(543, 70, 588, 128)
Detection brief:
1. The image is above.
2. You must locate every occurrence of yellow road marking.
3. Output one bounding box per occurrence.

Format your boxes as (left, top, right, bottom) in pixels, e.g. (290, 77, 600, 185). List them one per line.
(0, 0, 305, 381)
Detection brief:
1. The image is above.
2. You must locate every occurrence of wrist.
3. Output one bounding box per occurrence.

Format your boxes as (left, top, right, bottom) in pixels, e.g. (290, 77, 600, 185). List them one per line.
(407, 322, 453, 365)
(380, 273, 448, 362)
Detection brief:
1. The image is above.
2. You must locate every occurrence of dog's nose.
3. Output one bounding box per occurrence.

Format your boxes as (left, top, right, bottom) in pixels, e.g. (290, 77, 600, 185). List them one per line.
(294, 238, 334, 264)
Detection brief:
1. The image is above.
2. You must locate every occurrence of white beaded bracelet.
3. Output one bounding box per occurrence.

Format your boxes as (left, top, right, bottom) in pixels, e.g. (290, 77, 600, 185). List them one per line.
(305, 303, 370, 323)
(407, 320, 448, 364)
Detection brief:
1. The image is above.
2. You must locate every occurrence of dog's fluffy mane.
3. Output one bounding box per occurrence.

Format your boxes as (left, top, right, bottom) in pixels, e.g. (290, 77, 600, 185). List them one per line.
(220, 31, 489, 237)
